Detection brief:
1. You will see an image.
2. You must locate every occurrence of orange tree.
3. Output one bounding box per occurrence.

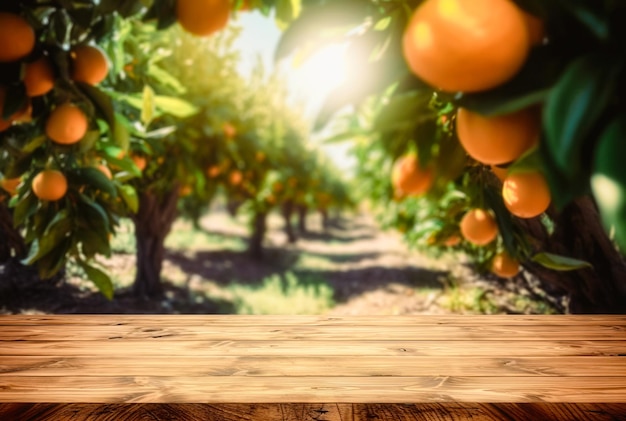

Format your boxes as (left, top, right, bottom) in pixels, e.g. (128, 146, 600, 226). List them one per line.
(277, 0, 626, 313)
(0, 0, 300, 298)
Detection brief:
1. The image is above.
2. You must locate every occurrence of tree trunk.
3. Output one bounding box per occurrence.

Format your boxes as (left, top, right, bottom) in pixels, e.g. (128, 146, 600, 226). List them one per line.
(282, 200, 297, 243)
(320, 208, 330, 231)
(131, 188, 179, 299)
(520, 196, 626, 313)
(296, 205, 307, 234)
(0, 201, 25, 263)
(248, 210, 267, 260)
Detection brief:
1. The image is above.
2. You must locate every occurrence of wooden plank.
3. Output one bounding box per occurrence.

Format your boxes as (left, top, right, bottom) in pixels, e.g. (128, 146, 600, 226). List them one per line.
(2, 403, 625, 421)
(3, 314, 626, 326)
(1, 376, 626, 403)
(1, 356, 624, 377)
(1, 340, 624, 357)
(1, 324, 624, 341)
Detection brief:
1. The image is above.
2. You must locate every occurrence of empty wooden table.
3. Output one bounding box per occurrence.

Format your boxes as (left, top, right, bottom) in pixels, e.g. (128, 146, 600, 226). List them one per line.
(1, 315, 625, 420)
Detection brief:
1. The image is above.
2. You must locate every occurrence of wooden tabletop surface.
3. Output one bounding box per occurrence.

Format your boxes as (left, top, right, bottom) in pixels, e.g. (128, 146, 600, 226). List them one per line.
(1, 315, 625, 405)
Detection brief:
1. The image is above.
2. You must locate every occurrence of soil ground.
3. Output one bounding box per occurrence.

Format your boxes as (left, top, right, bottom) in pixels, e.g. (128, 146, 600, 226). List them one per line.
(0, 210, 559, 315)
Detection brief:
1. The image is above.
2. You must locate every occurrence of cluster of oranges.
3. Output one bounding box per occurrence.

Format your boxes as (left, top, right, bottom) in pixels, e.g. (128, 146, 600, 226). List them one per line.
(397, 0, 553, 278)
(0, 11, 111, 203)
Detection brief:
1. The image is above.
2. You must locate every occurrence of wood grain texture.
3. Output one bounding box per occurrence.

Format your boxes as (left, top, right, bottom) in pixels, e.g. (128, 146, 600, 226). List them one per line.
(0, 315, 625, 404)
(1, 403, 626, 421)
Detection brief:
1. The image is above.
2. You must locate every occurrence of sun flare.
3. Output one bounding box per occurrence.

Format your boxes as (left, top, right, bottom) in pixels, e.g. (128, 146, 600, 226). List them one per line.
(289, 43, 349, 105)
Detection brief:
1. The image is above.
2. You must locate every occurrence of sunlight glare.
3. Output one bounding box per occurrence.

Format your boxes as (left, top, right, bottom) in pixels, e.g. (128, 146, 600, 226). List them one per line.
(290, 44, 349, 106)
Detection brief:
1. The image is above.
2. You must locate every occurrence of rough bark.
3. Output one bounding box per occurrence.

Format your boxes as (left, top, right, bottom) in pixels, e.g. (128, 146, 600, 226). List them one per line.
(131, 188, 179, 299)
(281, 200, 297, 243)
(296, 205, 307, 234)
(248, 210, 268, 260)
(320, 208, 330, 231)
(519, 196, 626, 313)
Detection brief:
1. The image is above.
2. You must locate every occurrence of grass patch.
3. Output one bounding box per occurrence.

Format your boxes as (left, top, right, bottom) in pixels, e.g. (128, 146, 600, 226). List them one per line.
(226, 271, 335, 315)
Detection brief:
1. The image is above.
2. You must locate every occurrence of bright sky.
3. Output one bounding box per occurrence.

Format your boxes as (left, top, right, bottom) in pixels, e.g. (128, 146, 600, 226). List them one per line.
(232, 11, 356, 173)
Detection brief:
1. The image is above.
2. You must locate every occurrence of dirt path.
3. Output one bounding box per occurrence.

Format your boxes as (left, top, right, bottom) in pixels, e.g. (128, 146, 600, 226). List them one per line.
(0, 210, 556, 315)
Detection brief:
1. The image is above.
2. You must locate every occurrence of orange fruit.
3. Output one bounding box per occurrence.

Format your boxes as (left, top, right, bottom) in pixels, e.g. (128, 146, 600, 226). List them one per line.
(46, 104, 88, 145)
(273, 181, 284, 193)
(180, 185, 193, 197)
(222, 121, 237, 138)
(70, 45, 109, 85)
(0, 177, 21, 195)
(456, 107, 539, 165)
(131, 155, 147, 171)
(392, 154, 433, 196)
(255, 151, 266, 162)
(24, 56, 55, 96)
(502, 171, 551, 218)
(402, 0, 530, 92)
(491, 251, 520, 277)
(206, 165, 221, 178)
(32, 169, 68, 201)
(0, 13, 35, 62)
(229, 170, 243, 186)
(443, 234, 461, 247)
(460, 208, 498, 245)
(177, 0, 230, 37)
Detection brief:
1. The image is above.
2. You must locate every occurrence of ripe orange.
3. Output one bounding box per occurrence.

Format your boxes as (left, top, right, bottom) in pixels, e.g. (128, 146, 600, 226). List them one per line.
(222, 122, 237, 138)
(502, 171, 551, 218)
(491, 251, 520, 277)
(0, 177, 21, 195)
(460, 208, 498, 245)
(402, 0, 530, 92)
(456, 107, 539, 165)
(32, 169, 68, 201)
(392, 154, 434, 196)
(229, 170, 243, 186)
(177, 0, 230, 37)
(24, 56, 55, 96)
(131, 155, 147, 171)
(443, 234, 461, 247)
(207, 165, 221, 178)
(180, 185, 193, 197)
(0, 13, 35, 62)
(46, 104, 88, 145)
(70, 45, 109, 85)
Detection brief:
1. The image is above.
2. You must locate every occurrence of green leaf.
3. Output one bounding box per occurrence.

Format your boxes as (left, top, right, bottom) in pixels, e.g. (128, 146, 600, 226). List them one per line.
(78, 228, 111, 259)
(591, 114, 626, 250)
(146, 63, 186, 94)
(78, 260, 114, 300)
(374, 92, 432, 133)
(544, 54, 622, 178)
(153, 96, 199, 118)
(118, 184, 139, 213)
(22, 210, 72, 265)
(78, 82, 116, 128)
(141, 85, 155, 126)
(112, 114, 130, 150)
(12, 190, 39, 227)
(532, 252, 593, 271)
(73, 167, 117, 197)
